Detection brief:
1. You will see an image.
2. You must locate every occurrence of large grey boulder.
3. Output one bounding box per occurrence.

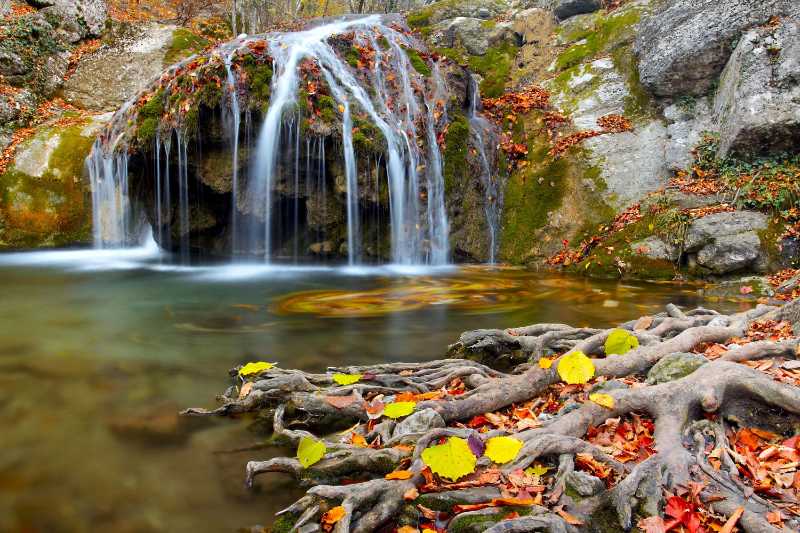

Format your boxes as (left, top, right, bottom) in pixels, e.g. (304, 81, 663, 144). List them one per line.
(663, 97, 715, 171)
(35, 0, 108, 38)
(63, 22, 176, 111)
(684, 211, 769, 274)
(554, 0, 601, 21)
(714, 20, 800, 158)
(634, 0, 799, 97)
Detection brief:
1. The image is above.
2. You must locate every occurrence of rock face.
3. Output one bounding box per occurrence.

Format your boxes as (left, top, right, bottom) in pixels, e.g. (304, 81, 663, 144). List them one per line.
(33, 0, 108, 39)
(634, 0, 799, 97)
(663, 97, 714, 171)
(714, 20, 800, 158)
(685, 211, 769, 275)
(64, 23, 177, 111)
(0, 116, 107, 249)
(554, 0, 601, 21)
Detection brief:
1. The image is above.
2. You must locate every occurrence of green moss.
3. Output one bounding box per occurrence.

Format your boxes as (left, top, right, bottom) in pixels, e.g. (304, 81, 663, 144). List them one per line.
(554, 8, 641, 72)
(164, 28, 210, 66)
(136, 89, 165, 145)
(443, 112, 470, 195)
(269, 512, 298, 533)
(242, 60, 273, 110)
(317, 95, 337, 124)
(352, 115, 387, 155)
(403, 46, 432, 77)
(468, 41, 518, 98)
(406, 8, 434, 30)
(346, 47, 360, 68)
(612, 45, 656, 121)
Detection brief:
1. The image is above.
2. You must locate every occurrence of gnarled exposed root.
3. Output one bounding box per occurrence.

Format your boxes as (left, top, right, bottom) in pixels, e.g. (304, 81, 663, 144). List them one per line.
(186, 301, 800, 532)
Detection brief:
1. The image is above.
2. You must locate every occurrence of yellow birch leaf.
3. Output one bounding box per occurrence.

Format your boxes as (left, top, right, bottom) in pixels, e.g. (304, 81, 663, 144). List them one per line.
(332, 373, 362, 385)
(297, 436, 326, 468)
(525, 464, 551, 476)
(484, 436, 524, 464)
(539, 357, 553, 369)
(604, 329, 639, 356)
(238, 361, 275, 376)
(383, 401, 416, 419)
(589, 393, 615, 409)
(557, 351, 595, 384)
(421, 437, 477, 481)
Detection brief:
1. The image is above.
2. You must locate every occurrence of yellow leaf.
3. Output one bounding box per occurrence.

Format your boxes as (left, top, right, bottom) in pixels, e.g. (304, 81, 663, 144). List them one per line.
(384, 401, 416, 419)
(332, 373, 362, 385)
(297, 436, 326, 468)
(557, 351, 595, 385)
(422, 529, 437, 533)
(421, 436, 477, 481)
(321, 506, 345, 525)
(238, 361, 275, 376)
(539, 357, 553, 369)
(604, 329, 639, 356)
(484, 436, 524, 464)
(338, 104, 345, 113)
(648, 223, 655, 231)
(525, 464, 550, 476)
(589, 393, 615, 409)
(396, 527, 419, 533)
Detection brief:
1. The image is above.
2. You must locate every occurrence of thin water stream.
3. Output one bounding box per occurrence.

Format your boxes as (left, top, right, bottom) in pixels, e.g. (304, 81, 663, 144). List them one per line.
(0, 249, 744, 532)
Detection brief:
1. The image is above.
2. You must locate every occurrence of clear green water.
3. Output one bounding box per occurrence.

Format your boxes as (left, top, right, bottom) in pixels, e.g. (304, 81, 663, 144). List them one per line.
(0, 249, 743, 532)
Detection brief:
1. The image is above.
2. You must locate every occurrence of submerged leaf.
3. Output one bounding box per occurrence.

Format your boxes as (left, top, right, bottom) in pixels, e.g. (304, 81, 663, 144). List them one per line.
(297, 436, 326, 468)
(384, 401, 416, 419)
(421, 437, 477, 481)
(604, 329, 639, 355)
(557, 351, 595, 384)
(484, 436, 524, 464)
(589, 393, 615, 409)
(238, 361, 275, 376)
(332, 373, 362, 385)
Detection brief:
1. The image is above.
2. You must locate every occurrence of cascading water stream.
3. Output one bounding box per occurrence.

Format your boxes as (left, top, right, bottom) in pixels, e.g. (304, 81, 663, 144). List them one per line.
(468, 75, 502, 264)
(87, 16, 467, 267)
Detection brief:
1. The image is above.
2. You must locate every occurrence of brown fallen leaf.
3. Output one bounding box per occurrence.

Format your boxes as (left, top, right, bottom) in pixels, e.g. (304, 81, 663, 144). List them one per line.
(403, 487, 419, 501)
(555, 507, 584, 526)
(719, 506, 744, 533)
(634, 316, 653, 331)
(238, 381, 253, 399)
(637, 516, 666, 533)
(325, 393, 360, 409)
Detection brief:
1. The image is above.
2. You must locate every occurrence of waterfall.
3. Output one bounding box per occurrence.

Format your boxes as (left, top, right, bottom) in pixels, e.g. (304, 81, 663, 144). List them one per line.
(88, 16, 457, 267)
(468, 75, 502, 264)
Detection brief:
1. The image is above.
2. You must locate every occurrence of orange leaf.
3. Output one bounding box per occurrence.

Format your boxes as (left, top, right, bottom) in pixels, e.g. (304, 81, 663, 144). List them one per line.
(385, 470, 414, 480)
(321, 506, 345, 525)
(556, 508, 584, 526)
(404, 487, 419, 501)
(326, 393, 360, 409)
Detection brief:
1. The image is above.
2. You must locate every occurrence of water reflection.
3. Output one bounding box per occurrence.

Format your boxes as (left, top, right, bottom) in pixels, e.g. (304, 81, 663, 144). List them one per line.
(0, 252, 747, 532)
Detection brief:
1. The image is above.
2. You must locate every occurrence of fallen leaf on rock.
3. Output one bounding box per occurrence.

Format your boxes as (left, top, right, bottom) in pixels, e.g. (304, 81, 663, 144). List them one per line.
(332, 373, 362, 385)
(297, 436, 326, 468)
(321, 505, 345, 526)
(325, 393, 360, 409)
(633, 316, 653, 331)
(238, 361, 275, 376)
(555, 507, 584, 525)
(385, 469, 413, 480)
(384, 401, 416, 419)
(557, 351, 595, 384)
(485, 436, 524, 464)
(719, 507, 744, 533)
(605, 329, 639, 355)
(421, 437, 477, 481)
(404, 487, 419, 500)
(637, 516, 667, 533)
(238, 381, 253, 399)
(539, 357, 554, 369)
(589, 393, 615, 409)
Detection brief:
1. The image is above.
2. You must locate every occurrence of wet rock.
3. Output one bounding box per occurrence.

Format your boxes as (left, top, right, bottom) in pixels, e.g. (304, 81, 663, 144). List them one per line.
(684, 211, 768, 251)
(565, 470, 605, 496)
(714, 20, 800, 158)
(696, 232, 765, 275)
(63, 22, 176, 111)
(308, 241, 335, 255)
(634, 0, 799, 97)
(554, 0, 602, 21)
(630, 237, 677, 262)
(646, 352, 708, 384)
(434, 17, 490, 56)
(391, 408, 445, 440)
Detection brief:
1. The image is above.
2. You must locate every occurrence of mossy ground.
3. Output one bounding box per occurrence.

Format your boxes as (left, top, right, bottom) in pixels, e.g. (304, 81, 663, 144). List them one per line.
(443, 112, 470, 195)
(164, 28, 210, 66)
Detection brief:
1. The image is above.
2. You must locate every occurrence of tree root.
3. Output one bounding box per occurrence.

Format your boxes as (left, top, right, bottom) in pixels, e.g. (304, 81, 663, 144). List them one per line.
(186, 301, 800, 532)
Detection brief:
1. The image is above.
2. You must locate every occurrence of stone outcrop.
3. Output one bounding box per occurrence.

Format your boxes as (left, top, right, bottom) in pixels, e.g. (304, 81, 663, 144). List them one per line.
(685, 211, 769, 275)
(634, 0, 799, 98)
(64, 23, 177, 111)
(29, 0, 108, 40)
(714, 19, 800, 158)
(554, 0, 601, 21)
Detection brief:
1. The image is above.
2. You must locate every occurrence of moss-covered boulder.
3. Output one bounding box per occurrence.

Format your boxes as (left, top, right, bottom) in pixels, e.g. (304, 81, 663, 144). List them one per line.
(646, 352, 708, 384)
(0, 115, 106, 249)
